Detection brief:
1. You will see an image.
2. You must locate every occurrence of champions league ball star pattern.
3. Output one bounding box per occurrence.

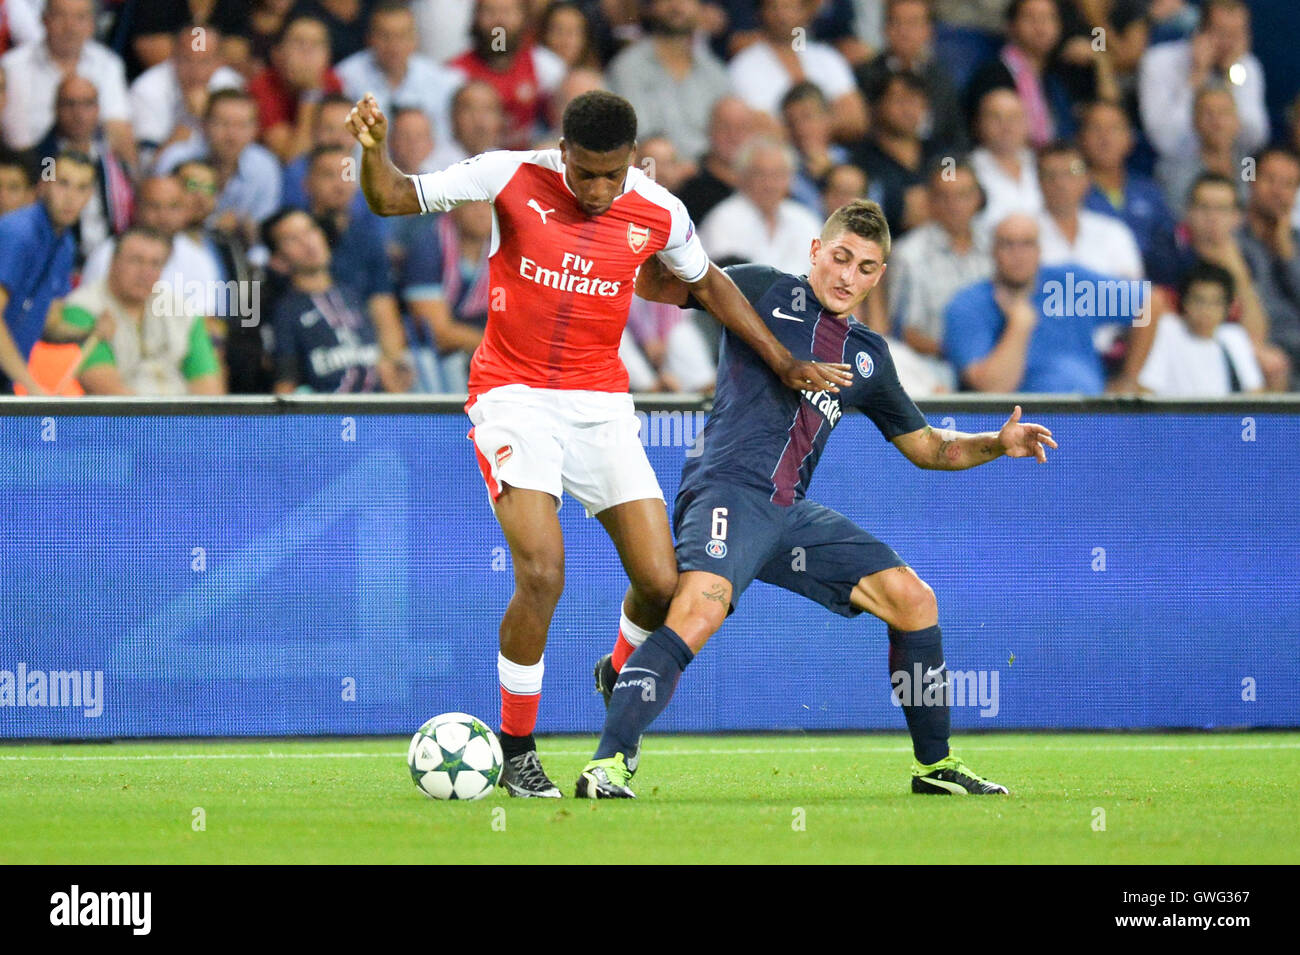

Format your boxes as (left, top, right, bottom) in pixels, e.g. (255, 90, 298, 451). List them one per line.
(408, 712, 504, 800)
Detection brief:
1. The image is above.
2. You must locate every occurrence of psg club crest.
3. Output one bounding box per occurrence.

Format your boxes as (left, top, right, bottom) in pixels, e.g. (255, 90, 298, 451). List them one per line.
(855, 351, 874, 379)
(627, 223, 650, 253)
(705, 539, 727, 558)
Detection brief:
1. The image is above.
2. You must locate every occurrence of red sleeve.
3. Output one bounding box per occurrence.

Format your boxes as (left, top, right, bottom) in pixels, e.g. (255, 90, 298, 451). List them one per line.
(248, 69, 290, 132)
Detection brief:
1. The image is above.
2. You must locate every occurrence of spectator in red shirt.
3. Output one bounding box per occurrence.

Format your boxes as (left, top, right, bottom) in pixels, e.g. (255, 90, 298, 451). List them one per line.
(247, 14, 342, 163)
(448, 0, 566, 150)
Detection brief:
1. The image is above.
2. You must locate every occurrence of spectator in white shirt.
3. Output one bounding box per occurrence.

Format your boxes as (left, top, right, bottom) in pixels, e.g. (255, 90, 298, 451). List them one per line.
(155, 89, 283, 241)
(698, 136, 824, 275)
(606, 0, 732, 163)
(1138, 261, 1263, 395)
(1138, 0, 1269, 162)
(335, 1, 462, 153)
(1037, 140, 1144, 279)
(35, 74, 134, 264)
(129, 22, 245, 154)
(82, 174, 224, 319)
(727, 0, 867, 141)
(970, 87, 1043, 234)
(2, 0, 43, 49)
(1, 0, 135, 167)
(411, 0, 476, 65)
(1155, 85, 1250, 220)
(888, 159, 992, 361)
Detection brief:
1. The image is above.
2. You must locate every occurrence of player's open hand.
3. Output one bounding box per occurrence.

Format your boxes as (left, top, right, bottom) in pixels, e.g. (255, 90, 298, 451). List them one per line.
(998, 405, 1057, 463)
(781, 358, 855, 393)
(346, 94, 387, 149)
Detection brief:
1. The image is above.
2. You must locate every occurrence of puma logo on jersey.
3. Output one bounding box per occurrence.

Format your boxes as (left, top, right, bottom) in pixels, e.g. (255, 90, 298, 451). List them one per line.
(527, 199, 555, 224)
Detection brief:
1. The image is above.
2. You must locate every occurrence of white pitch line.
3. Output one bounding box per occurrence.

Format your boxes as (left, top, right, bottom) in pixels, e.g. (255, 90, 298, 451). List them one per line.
(0, 741, 1298, 762)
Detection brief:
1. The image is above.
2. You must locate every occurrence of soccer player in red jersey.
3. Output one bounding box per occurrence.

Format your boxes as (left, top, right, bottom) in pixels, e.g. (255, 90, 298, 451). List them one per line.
(347, 90, 852, 795)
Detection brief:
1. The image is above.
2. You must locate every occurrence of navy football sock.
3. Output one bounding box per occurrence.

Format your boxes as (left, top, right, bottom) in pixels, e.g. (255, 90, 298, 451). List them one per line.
(888, 624, 951, 765)
(594, 626, 694, 761)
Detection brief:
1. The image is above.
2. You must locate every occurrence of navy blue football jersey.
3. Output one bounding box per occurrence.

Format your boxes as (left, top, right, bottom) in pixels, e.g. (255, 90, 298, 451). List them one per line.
(680, 264, 927, 504)
(272, 283, 381, 393)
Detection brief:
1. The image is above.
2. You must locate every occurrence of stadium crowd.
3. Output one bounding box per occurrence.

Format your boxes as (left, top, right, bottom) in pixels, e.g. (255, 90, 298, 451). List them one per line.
(1, 0, 1298, 397)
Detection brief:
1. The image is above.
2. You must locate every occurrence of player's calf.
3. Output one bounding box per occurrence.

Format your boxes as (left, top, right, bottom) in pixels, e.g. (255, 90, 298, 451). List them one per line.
(592, 626, 694, 765)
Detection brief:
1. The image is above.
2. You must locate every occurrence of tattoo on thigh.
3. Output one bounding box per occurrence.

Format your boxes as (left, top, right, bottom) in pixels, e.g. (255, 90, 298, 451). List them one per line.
(702, 583, 728, 603)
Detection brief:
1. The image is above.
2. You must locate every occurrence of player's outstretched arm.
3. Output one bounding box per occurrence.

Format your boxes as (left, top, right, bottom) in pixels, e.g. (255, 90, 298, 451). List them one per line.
(687, 264, 854, 394)
(892, 405, 1058, 470)
(634, 253, 691, 306)
(346, 94, 421, 217)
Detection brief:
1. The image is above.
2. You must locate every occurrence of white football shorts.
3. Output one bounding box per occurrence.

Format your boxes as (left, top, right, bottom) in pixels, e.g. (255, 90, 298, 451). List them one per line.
(466, 384, 663, 517)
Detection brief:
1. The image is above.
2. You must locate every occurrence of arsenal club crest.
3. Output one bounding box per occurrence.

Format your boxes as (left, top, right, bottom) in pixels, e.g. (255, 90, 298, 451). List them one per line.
(627, 223, 650, 253)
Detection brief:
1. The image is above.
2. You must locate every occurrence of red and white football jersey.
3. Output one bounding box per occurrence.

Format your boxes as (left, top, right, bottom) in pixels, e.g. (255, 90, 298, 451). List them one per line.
(411, 149, 710, 395)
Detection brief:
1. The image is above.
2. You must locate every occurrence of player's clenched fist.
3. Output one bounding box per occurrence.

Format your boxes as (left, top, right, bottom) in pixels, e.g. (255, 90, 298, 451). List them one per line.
(345, 93, 387, 149)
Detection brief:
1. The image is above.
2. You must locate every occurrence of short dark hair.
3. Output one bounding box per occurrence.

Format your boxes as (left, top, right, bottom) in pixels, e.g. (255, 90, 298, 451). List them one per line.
(926, 153, 976, 185)
(53, 147, 95, 172)
(886, 0, 932, 21)
(368, 0, 414, 30)
(205, 87, 257, 122)
(320, 92, 354, 112)
(262, 207, 316, 253)
(274, 13, 330, 51)
(867, 68, 928, 105)
(1188, 171, 1241, 209)
(1256, 146, 1300, 176)
(562, 91, 637, 153)
(780, 81, 828, 114)
(391, 104, 431, 124)
(176, 20, 221, 42)
(821, 198, 892, 258)
(1199, 0, 1248, 30)
(1036, 138, 1082, 164)
(113, 224, 172, 258)
(0, 148, 39, 186)
(1181, 260, 1236, 305)
(1078, 98, 1130, 129)
(1007, 0, 1058, 24)
(307, 142, 348, 168)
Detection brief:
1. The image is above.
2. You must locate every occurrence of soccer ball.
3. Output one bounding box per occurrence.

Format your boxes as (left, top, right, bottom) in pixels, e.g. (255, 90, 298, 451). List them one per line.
(408, 712, 503, 800)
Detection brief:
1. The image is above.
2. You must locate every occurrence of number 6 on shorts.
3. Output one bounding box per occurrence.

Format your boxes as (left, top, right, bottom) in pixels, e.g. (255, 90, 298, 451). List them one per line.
(711, 507, 728, 541)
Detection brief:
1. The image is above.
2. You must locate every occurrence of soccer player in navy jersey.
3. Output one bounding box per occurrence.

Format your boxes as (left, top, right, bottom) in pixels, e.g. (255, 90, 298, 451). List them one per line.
(579, 199, 1057, 798)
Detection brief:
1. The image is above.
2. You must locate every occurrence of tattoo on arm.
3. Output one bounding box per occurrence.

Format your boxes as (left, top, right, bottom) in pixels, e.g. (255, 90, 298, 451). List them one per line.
(702, 583, 728, 604)
(938, 435, 958, 466)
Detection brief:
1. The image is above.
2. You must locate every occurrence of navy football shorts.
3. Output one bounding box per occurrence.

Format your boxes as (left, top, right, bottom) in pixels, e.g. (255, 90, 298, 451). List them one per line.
(673, 482, 906, 618)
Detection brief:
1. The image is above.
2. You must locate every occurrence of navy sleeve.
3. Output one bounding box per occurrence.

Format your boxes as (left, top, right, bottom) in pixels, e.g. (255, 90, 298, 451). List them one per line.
(272, 299, 302, 386)
(855, 335, 929, 440)
(683, 263, 785, 312)
(401, 220, 448, 301)
(362, 216, 395, 299)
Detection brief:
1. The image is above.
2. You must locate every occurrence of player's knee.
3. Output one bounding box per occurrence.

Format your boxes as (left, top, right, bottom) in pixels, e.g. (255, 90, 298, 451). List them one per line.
(669, 602, 727, 649)
(632, 564, 677, 614)
(885, 569, 937, 629)
(514, 553, 565, 606)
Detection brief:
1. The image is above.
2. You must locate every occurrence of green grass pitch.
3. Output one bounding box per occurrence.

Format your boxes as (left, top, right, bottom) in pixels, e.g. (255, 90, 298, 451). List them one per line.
(2, 733, 1296, 864)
